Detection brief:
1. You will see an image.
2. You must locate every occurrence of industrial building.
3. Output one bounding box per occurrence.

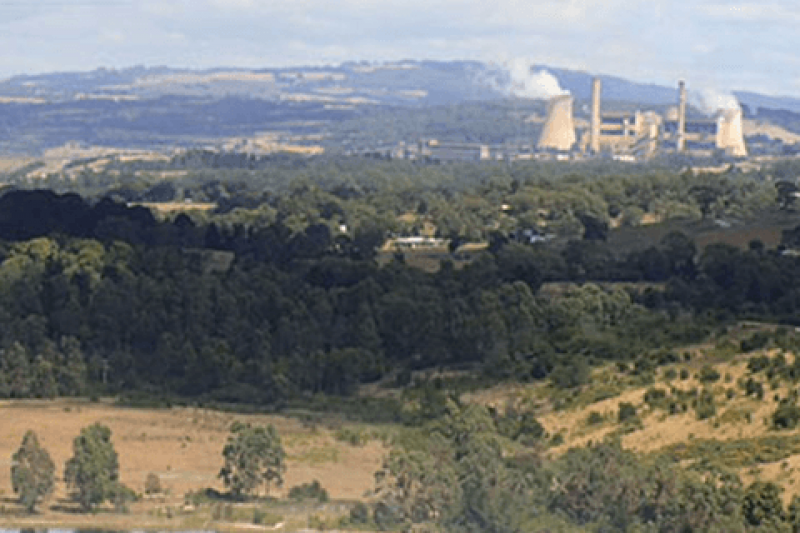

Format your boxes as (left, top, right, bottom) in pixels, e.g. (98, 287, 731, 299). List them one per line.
(419, 140, 491, 162)
(537, 77, 748, 159)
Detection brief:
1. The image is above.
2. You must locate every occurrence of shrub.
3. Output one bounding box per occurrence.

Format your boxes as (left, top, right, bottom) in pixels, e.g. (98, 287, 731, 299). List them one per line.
(493, 407, 545, 442)
(743, 378, 765, 399)
(288, 480, 329, 503)
(586, 411, 605, 425)
(350, 501, 371, 525)
(773, 403, 800, 430)
(373, 500, 406, 530)
(644, 388, 668, 410)
(741, 332, 771, 353)
(694, 390, 716, 420)
(663, 368, 677, 380)
(668, 401, 686, 415)
(550, 359, 590, 389)
(748, 355, 771, 374)
(144, 473, 162, 495)
(618, 403, 637, 423)
(334, 427, 368, 447)
(698, 365, 721, 383)
(110, 482, 137, 513)
(633, 357, 655, 375)
(679, 368, 690, 380)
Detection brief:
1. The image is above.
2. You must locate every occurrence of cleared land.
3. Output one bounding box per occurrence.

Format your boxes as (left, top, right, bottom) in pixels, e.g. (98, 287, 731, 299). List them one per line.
(0, 400, 386, 530)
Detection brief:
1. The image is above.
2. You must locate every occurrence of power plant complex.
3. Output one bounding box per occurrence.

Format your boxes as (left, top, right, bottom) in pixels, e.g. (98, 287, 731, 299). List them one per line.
(541, 77, 748, 159)
(359, 76, 750, 163)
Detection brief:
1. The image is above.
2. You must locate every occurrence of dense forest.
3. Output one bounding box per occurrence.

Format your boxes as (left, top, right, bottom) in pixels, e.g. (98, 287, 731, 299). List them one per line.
(0, 157, 799, 404)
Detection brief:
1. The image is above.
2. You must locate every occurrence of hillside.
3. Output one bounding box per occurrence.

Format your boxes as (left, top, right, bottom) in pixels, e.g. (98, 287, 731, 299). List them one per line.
(463, 323, 800, 496)
(3, 60, 800, 155)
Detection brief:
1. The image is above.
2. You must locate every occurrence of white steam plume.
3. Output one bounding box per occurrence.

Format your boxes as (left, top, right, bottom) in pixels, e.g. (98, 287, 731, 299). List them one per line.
(483, 58, 569, 100)
(690, 87, 740, 115)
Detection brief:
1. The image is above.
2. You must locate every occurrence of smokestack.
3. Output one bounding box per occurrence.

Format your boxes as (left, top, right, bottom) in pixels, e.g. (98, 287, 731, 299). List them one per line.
(677, 80, 687, 152)
(590, 77, 601, 154)
(538, 95, 576, 152)
(717, 108, 747, 157)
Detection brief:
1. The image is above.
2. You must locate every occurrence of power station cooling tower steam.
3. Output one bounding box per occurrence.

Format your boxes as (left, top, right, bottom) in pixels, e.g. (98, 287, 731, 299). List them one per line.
(538, 95, 576, 151)
(717, 108, 747, 157)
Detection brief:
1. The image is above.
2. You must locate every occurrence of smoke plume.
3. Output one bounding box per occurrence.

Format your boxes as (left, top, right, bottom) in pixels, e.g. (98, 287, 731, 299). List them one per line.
(484, 58, 569, 100)
(690, 87, 741, 115)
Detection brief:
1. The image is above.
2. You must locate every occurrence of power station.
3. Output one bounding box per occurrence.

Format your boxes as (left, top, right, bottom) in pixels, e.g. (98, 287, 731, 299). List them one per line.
(374, 76, 749, 163)
(536, 77, 748, 160)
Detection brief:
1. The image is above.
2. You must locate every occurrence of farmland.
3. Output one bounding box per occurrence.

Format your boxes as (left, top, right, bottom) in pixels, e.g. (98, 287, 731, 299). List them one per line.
(0, 399, 386, 531)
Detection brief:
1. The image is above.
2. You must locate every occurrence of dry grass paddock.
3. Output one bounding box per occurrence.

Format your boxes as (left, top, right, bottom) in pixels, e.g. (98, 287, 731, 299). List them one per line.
(0, 399, 386, 528)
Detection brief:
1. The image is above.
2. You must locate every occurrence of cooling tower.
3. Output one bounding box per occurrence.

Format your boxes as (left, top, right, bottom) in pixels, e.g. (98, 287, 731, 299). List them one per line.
(677, 80, 687, 152)
(590, 78, 601, 153)
(538, 95, 576, 152)
(717, 108, 747, 157)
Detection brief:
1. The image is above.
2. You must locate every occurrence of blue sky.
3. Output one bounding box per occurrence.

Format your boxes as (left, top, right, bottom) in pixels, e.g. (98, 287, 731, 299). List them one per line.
(0, 0, 797, 97)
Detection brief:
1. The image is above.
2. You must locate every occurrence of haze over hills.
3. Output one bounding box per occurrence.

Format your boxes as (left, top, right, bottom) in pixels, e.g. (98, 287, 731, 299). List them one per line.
(2, 59, 800, 155)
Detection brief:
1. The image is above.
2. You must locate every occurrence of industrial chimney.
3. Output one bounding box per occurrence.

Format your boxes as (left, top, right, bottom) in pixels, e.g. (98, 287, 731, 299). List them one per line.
(717, 108, 747, 157)
(538, 95, 576, 152)
(677, 80, 687, 152)
(590, 78, 601, 154)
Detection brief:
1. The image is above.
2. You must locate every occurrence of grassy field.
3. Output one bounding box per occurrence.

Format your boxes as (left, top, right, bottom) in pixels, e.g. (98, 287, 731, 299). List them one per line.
(0, 400, 386, 530)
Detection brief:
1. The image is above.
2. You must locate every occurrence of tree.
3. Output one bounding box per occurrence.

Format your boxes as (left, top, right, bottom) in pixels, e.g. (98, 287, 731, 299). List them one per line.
(219, 422, 286, 498)
(58, 336, 88, 396)
(1, 342, 32, 398)
(64, 423, 123, 511)
(373, 447, 460, 527)
(742, 481, 785, 527)
(689, 183, 723, 219)
(776, 180, 799, 211)
(11, 430, 55, 513)
(577, 213, 608, 241)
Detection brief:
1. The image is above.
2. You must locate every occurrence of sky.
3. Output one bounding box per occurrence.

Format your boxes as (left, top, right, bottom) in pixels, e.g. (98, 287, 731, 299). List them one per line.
(0, 0, 798, 97)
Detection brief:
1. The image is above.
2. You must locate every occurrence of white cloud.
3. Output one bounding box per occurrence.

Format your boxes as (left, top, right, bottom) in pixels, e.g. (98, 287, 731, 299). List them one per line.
(208, 0, 257, 8)
(0, 0, 798, 96)
(698, 2, 800, 22)
(99, 30, 126, 44)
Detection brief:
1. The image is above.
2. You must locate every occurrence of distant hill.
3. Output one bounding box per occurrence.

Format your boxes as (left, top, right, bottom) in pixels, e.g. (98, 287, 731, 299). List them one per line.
(2, 60, 800, 154)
